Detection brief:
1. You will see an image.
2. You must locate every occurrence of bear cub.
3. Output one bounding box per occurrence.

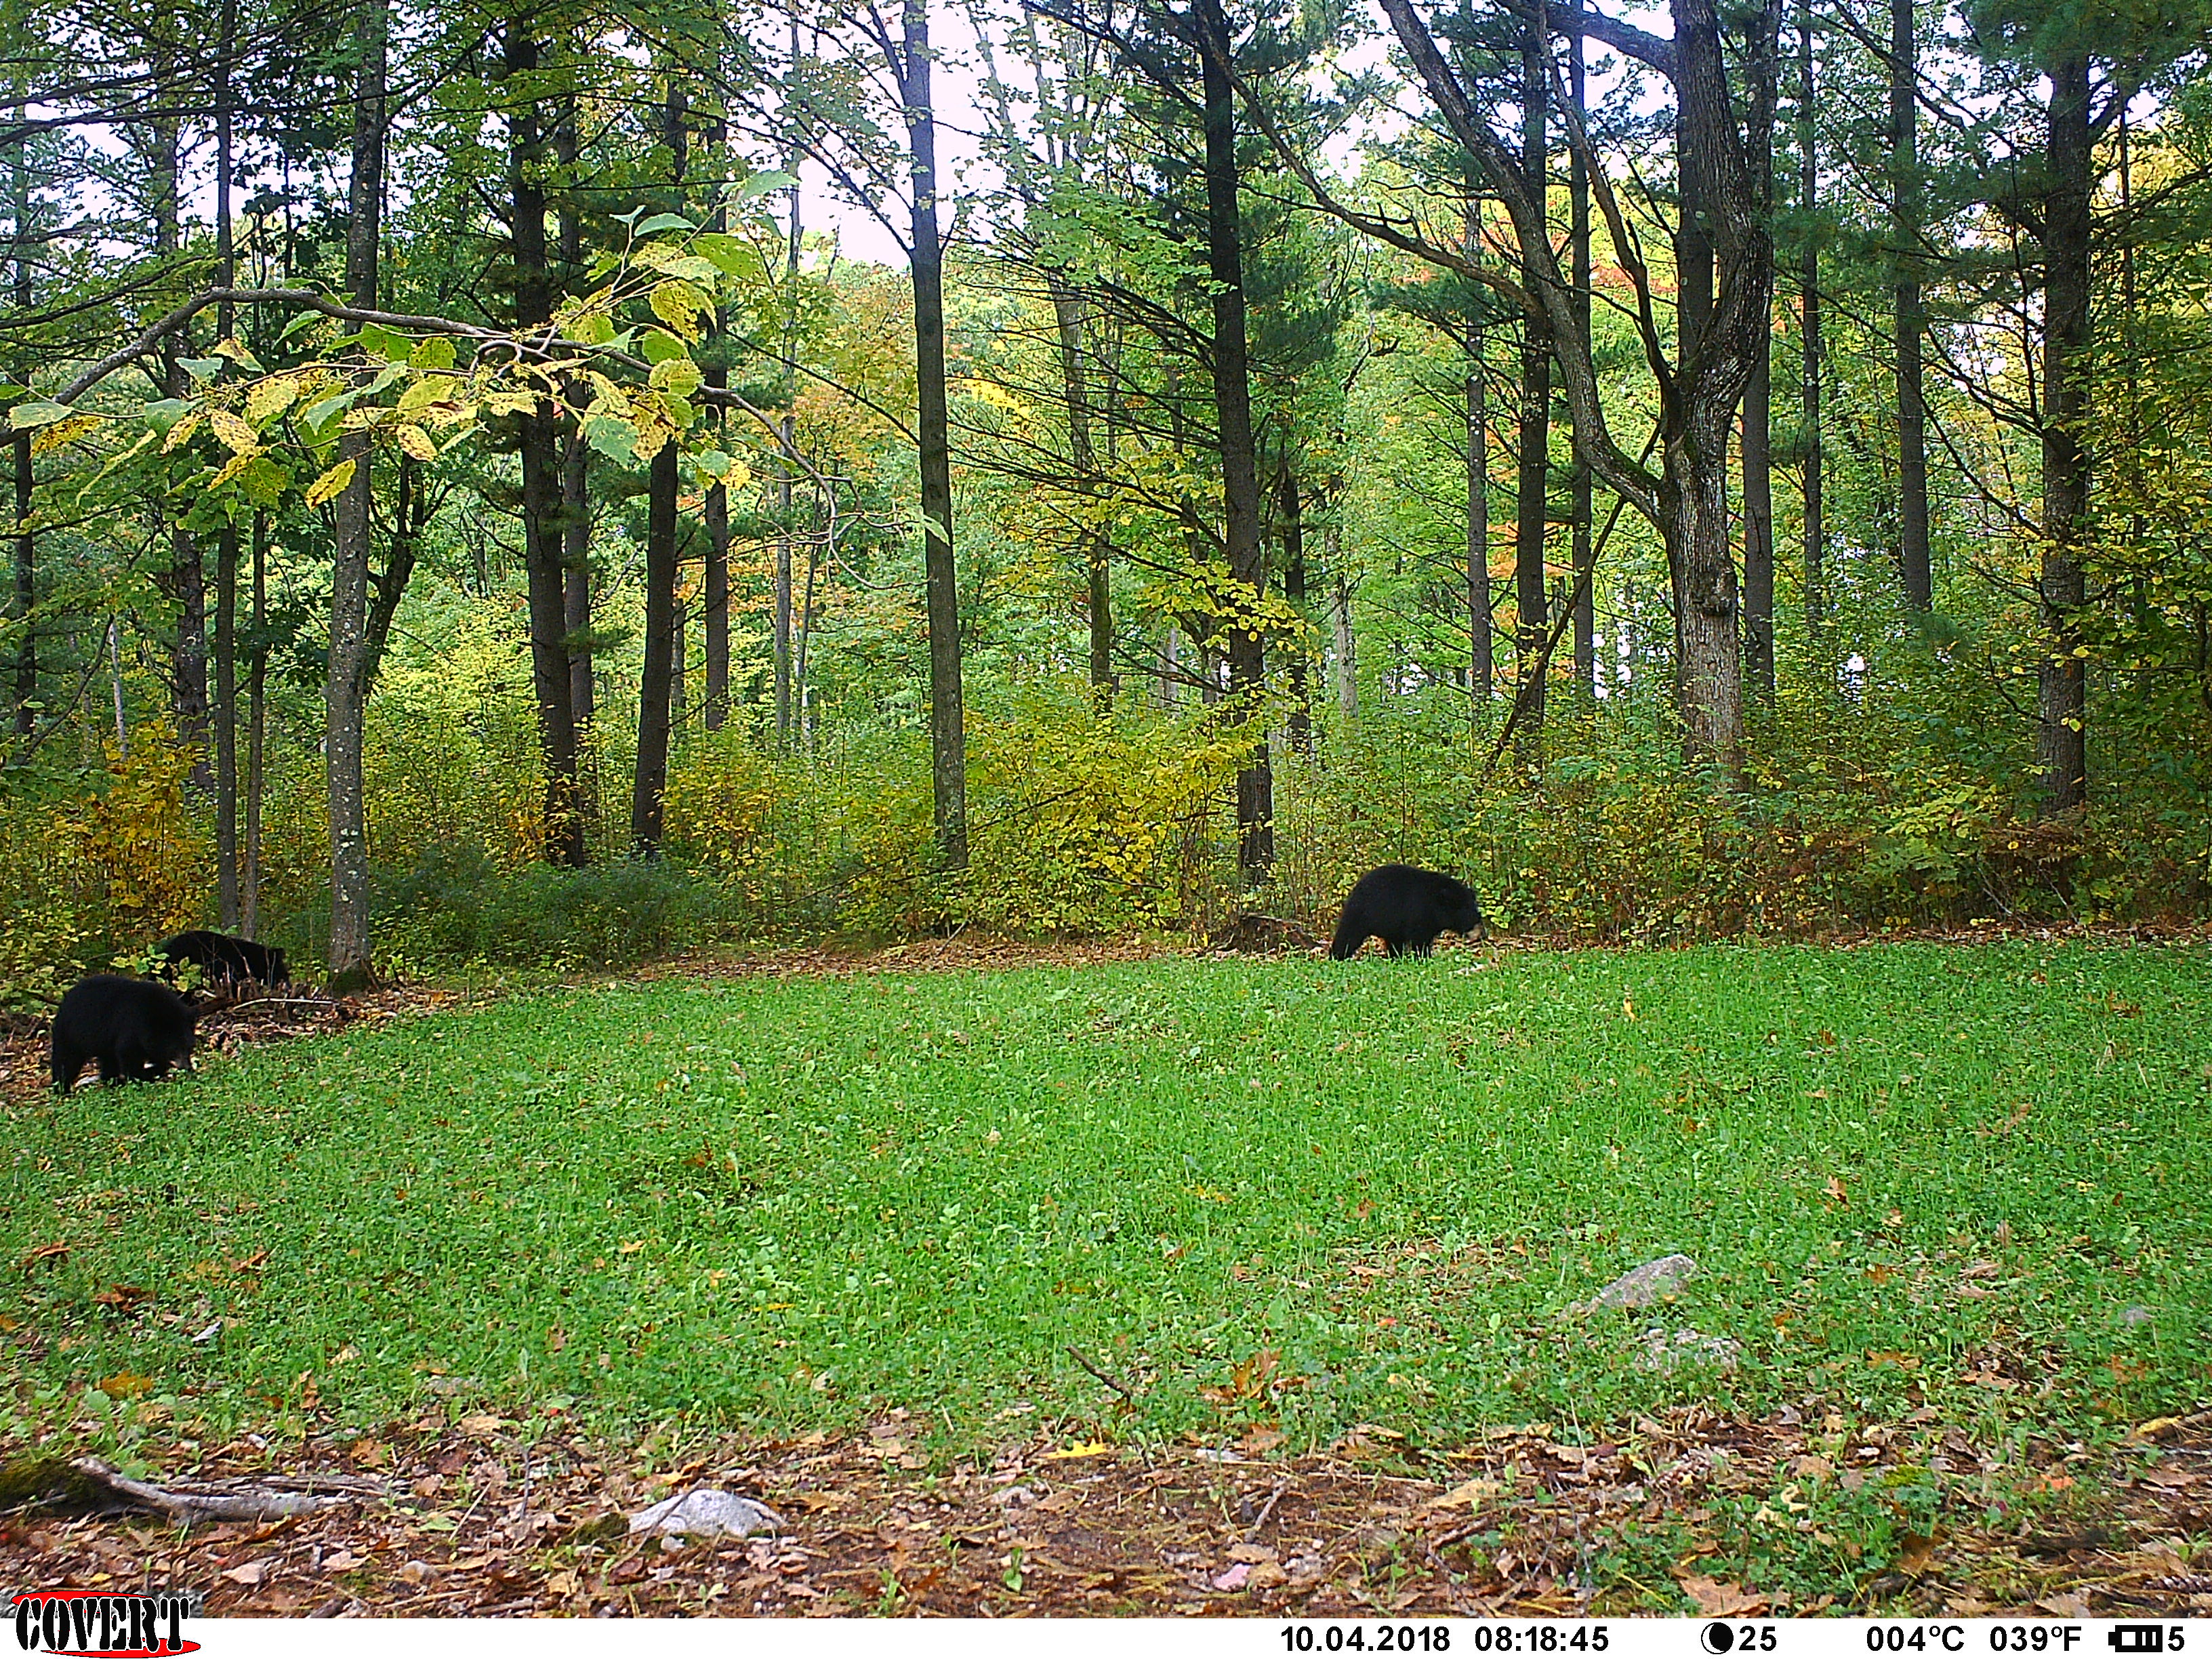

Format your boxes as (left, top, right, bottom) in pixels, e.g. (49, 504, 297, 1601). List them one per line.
(1330, 864, 1488, 959)
(159, 929, 288, 987)
(51, 975, 197, 1092)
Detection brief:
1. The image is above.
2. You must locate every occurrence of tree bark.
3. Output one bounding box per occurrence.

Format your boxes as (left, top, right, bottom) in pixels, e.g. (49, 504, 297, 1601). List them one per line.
(213, 0, 239, 927)
(1051, 283, 1114, 706)
(897, 0, 967, 867)
(703, 108, 731, 733)
(1799, 0, 1824, 640)
(10, 98, 32, 739)
(150, 68, 207, 785)
(1281, 469, 1311, 754)
(2037, 51, 2091, 813)
(1568, 35, 1595, 702)
(506, 20, 585, 867)
(555, 96, 596, 739)
(326, 0, 386, 991)
(1197, 0, 1271, 882)
(631, 79, 688, 856)
(1332, 565, 1357, 718)
(1465, 206, 1492, 712)
(1891, 0, 1930, 612)
(1513, 19, 1550, 773)
(243, 510, 266, 937)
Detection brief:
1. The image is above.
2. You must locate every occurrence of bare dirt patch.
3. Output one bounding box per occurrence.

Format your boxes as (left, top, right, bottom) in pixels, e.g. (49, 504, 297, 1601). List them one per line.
(5, 1411, 2206, 1618)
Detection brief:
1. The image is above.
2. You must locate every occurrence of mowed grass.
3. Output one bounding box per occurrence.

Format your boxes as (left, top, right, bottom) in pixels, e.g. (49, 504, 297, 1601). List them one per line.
(5, 942, 2208, 1452)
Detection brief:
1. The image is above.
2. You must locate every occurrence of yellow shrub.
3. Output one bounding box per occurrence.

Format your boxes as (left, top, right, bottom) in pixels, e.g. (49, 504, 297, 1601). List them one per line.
(51, 730, 207, 943)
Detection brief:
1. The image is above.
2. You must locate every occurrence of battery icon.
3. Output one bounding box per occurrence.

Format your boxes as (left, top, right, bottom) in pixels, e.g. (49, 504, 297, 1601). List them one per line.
(2110, 1629, 2166, 1654)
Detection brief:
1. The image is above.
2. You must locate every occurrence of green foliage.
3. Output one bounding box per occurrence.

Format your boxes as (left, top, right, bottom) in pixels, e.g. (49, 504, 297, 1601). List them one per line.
(374, 843, 721, 970)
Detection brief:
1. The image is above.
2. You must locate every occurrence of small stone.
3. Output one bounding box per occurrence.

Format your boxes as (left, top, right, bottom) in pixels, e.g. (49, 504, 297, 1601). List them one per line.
(2120, 1305, 2154, 1327)
(1634, 1327, 1741, 1374)
(626, 1487, 781, 1540)
(1586, 1253, 1698, 1309)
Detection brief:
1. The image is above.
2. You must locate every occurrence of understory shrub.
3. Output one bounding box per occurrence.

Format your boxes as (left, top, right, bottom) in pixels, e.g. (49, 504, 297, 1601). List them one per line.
(374, 843, 722, 969)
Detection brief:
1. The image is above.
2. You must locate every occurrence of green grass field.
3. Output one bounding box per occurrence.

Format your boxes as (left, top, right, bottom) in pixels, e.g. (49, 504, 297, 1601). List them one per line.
(6, 942, 2208, 1455)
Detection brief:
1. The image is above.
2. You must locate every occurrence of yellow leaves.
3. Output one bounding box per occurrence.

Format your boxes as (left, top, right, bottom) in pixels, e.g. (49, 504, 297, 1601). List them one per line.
(305, 457, 356, 508)
(209, 408, 258, 454)
(394, 424, 437, 462)
(1040, 1441, 1111, 1460)
(246, 375, 302, 423)
(649, 278, 713, 342)
(161, 409, 203, 452)
(30, 413, 104, 455)
(208, 449, 260, 491)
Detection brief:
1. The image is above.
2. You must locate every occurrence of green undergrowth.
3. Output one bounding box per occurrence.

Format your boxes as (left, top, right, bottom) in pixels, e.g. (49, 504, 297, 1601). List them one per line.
(5, 942, 2207, 1474)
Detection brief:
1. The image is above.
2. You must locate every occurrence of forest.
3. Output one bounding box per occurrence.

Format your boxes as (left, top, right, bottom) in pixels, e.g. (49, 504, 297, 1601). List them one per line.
(1, 0, 2210, 989)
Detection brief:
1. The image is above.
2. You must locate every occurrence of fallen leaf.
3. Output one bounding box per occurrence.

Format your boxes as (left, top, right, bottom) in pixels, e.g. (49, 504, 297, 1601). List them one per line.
(1896, 1532, 1938, 1575)
(458, 1413, 504, 1437)
(91, 1284, 152, 1310)
(1824, 1176, 1848, 1206)
(96, 1372, 154, 1399)
(20, 1241, 68, 1268)
(1429, 1476, 1506, 1509)
(2033, 1591, 2091, 1618)
(222, 1560, 272, 1587)
(1677, 1574, 1768, 1616)
(1042, 1441, 1111, 1460)
(1227, 1542, 1279, 1564)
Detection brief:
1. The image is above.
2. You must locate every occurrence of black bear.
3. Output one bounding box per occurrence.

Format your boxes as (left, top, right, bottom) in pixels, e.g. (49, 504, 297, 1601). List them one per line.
(51, 975, 197, 1092)
(1330, 864, 1488, 959)
(158, 929, 288, 987)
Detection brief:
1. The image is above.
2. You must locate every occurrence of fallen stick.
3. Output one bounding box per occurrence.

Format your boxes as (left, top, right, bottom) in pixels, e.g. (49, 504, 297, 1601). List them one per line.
(45, 1458, 382, 1523)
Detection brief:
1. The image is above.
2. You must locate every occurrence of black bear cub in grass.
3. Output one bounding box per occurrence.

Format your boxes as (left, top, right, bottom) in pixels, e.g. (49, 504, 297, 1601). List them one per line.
(1330, 864, 1488, 959)
(158, 930, 287, 987)
(51, 975, 197, 1092)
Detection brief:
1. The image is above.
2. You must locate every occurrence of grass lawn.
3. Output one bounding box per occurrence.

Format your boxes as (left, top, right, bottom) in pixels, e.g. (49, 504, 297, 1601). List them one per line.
(8, 939, 2206, 1460)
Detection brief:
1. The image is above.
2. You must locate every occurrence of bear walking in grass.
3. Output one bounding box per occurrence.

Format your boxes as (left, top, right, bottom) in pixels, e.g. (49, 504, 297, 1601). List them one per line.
(1330, 864, 1488, 959)
(51, 975, 197, 1092)
(158, 930, 288, 987)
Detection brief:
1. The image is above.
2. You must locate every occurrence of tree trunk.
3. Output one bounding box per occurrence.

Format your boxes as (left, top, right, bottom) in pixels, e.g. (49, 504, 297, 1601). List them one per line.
(1568, 36, 1595, 702)
(1197, 0, 1271, 883)
(1891, 0, 1929, 612)
(213, 0, 239, 926)
(1799, 0, 1824, 640)
(326, 0, 386, 991)
(2037, 51, 2091, 813)
(1742, 342, 1774, 701)
(506, 20, 585, 867)
(899, 0, 966, 867)
(365, 454, 419, 687)
(151, 83, 207, 784)
(775, 426, 794, 742)
(1465, 208, 1492, 712)
(631, 79, 688, 855)
(1513, 20, 1550, 773)
(1051, 283, 1114, 706)
(1281, 470, 1311, 754)
(243, 510, 266, 938)
(703, 111, 731, 733)
(10, 99, 32, 739)
(10, 426, 28, 741)
(1332, 527, 1357, 719)
(555, 97, 595, 741)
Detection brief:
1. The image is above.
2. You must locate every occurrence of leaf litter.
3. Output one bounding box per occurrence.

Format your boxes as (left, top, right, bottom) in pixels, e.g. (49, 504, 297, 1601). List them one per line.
(3, 1406, 2207, 1617)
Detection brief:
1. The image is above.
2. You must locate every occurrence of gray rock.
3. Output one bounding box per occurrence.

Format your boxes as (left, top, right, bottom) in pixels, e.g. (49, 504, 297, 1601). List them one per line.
(627, 1487, 782, 1540)
(2120, 1305, 2154, 1327)
(1586, 1253, 1698, 1310)
(1635, 1327, 1742, 1374)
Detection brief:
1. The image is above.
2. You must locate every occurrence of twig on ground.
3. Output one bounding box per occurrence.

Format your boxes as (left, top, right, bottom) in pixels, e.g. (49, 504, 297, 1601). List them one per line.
(1065, 1344, 1136, 1400)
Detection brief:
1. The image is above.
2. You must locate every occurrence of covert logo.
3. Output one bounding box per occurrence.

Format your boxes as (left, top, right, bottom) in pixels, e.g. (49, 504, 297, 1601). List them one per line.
(10, 1591, 200, 1657)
